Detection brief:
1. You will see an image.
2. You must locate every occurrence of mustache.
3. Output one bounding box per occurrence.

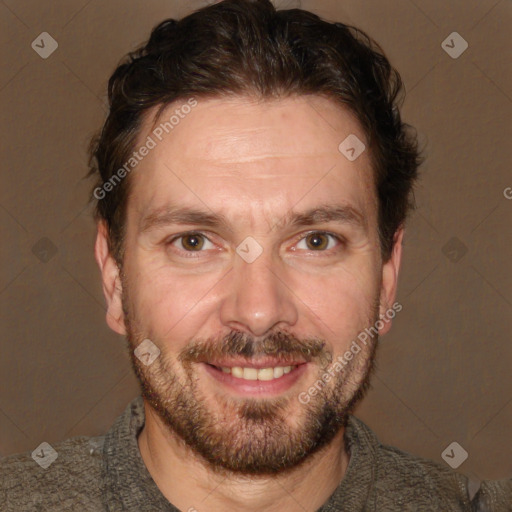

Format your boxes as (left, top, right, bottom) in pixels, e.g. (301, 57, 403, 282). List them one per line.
(178, 330, 332, 367)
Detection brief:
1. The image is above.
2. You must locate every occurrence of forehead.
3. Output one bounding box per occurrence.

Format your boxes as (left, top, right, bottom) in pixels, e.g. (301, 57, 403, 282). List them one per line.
(127, 95, 376, 226)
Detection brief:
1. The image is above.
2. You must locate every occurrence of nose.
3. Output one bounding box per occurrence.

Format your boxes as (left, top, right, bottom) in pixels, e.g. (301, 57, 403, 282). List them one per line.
(219, 247, 298, 337)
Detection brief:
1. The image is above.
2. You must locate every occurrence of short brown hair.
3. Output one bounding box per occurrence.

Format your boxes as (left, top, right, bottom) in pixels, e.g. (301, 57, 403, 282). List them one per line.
(87, 0, 422, 264)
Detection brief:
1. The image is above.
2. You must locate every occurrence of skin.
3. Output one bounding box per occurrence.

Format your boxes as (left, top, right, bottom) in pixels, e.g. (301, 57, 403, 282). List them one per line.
(95, 95, 403, 512)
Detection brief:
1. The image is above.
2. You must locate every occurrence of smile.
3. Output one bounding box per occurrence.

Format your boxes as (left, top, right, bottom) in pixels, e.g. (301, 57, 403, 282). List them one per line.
(215, 365, 297, 381)
(202, 361, 309, 397)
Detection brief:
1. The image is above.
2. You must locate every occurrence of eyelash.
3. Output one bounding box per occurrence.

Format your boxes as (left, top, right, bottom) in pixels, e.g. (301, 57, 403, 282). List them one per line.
(166, 231, 345, 258)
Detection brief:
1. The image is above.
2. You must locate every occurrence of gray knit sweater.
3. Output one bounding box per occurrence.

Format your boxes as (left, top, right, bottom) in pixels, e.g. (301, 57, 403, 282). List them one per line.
(1, 396, 510, 511)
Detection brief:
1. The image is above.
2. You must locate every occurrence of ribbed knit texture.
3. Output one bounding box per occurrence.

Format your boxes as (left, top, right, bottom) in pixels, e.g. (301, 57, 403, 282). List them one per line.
(1, 396, 509, 511)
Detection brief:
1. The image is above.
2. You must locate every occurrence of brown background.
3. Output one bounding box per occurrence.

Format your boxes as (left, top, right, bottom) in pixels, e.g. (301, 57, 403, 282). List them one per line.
(1, 0, 510, 489)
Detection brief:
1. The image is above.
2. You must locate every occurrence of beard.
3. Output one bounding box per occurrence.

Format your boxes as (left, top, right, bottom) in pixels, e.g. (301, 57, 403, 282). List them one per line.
(121, 281, 380, 476)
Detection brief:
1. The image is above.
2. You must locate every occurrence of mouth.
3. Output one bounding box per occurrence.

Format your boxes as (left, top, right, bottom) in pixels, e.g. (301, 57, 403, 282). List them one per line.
(201, 359, 309, 397)
(214, 363, 298, 380)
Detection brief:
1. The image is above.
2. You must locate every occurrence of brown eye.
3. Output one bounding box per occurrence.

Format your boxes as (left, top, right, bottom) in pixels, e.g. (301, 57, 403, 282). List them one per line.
(295, 232, 342, 253)
(167, 232, 216, 257)
(305, 232, 329, 250)
(180, 234, 205, 251)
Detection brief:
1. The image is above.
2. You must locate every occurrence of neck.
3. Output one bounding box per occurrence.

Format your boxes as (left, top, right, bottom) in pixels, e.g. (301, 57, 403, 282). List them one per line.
(137, 402, 350, 512)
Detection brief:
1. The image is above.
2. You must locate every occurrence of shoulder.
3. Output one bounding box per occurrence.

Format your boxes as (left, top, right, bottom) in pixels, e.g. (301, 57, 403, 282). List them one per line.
(347, 416, 473, 511)
(375, 442, 471, 507)
(0, 435, 105, 512)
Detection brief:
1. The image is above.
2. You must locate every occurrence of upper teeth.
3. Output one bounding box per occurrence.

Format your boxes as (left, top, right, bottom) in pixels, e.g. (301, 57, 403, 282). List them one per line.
(221, 366, 295, 381)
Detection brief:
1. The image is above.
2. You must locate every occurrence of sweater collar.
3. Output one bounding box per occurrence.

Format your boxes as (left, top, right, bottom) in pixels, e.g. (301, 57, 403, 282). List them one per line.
(102, 396, 178, 511)
(102, 396, 376, 511)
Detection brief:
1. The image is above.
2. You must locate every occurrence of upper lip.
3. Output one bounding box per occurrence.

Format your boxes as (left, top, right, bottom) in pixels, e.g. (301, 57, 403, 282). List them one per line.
(202, 357, 309, 369)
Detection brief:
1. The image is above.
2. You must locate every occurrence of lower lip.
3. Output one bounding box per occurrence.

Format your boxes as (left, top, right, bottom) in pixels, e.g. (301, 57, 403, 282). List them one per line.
(202, 363, 309, 397)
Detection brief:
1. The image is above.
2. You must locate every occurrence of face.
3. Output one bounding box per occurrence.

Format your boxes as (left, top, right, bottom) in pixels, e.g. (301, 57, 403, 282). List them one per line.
(96, 95, 402, 475)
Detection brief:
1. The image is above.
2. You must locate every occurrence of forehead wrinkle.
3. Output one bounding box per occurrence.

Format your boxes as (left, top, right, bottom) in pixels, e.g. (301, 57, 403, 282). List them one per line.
(184, 152, 337, 166)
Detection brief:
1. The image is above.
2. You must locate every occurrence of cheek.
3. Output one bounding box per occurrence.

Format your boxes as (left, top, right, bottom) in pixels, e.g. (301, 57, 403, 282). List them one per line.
(288, 262, 380, 342)
(126, 260, 224, 335)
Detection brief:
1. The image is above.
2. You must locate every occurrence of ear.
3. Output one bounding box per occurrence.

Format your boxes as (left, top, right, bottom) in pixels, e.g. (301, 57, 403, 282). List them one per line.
(378, 228, 404, 336)
(94, 221, 126, 335)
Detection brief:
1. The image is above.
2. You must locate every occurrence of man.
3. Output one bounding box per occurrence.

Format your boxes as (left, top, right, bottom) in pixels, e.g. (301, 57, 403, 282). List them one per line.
(1, 1, 510, 510)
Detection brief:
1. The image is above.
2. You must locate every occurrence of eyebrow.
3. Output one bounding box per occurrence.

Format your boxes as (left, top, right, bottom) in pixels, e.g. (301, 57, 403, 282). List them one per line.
(139, 203, 367, 234)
